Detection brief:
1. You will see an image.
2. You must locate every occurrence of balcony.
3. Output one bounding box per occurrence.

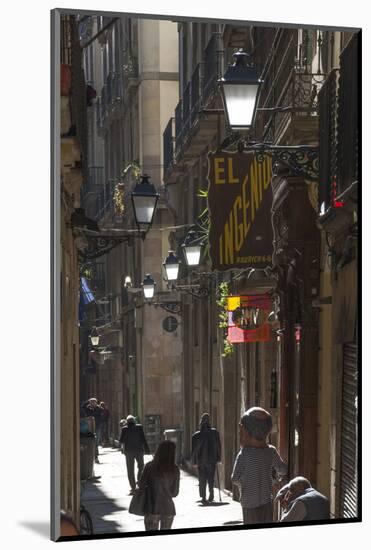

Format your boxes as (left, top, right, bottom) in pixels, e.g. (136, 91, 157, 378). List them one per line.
(190, 63, 202, 125)
(86, 261, 106, 292)
(163, 37, 223, 182)
(317, 34, 358, 235)
(97, 71, 125, 131)
(318, 69, 339, 212)
(255, 29, 323, 146)
(94, 178, 116, 223)
(337, 33, 358, 196)
(163, 117, 175, 177)
(202, 33, 221, 105)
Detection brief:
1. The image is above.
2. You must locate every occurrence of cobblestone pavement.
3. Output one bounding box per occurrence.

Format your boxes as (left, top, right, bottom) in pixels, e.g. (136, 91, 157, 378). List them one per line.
(81, 446, 243, 535)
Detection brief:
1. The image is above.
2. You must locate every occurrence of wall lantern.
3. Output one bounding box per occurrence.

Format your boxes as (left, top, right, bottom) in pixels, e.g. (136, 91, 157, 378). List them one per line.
(142, 274, 156, 299)
(219, 49, 262, 131)
(131, 174, 159, 231)
(163, 250, 180, 281)
(181, 229, 202, 266)
(124, 275, 132, 288)
(90, 326, 100, 347)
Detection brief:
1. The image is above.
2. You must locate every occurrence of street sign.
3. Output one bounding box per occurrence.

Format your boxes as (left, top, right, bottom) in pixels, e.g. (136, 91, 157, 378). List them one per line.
(163, 316, 178, 332)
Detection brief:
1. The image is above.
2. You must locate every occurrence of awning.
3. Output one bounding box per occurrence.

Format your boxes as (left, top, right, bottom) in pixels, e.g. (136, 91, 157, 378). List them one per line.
(81, 277, 95, 304)
(79, 277, 96, 322)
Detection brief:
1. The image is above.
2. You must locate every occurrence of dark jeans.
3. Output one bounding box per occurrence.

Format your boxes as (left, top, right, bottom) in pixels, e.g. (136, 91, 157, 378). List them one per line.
(242, 502, 273, 524)
(198, 463, 216, 500)
(100, 421, 108, 445)
(125, 452, 144, 490)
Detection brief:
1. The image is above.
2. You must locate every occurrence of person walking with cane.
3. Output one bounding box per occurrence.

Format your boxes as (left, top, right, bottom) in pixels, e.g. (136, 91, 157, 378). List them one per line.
(191, 413, 221, 504)
(120, 415, 150, 495)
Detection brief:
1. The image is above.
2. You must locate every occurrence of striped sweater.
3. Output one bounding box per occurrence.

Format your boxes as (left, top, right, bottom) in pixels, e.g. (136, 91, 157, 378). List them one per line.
(231, 445, 287, 509)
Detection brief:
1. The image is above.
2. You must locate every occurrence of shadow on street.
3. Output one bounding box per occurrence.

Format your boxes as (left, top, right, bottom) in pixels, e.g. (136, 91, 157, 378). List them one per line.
(81, 477, 128, 534)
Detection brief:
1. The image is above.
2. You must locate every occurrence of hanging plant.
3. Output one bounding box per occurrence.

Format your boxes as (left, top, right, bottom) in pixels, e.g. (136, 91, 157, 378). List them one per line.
(80, 264, 93, 280)
(113, 160, 142, 217)
(121, 159, 141, 179)
(113, 182, 125, 216)
(196, 186, 211, 258)
(216, 282, 234, 357)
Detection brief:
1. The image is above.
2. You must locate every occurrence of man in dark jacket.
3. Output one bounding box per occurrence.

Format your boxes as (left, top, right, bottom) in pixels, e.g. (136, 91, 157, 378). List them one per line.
(191, 413, 221, 504)
(277, 476, 330, 522)
(81, 398, 102, 463)
(119, 415, 150, 494)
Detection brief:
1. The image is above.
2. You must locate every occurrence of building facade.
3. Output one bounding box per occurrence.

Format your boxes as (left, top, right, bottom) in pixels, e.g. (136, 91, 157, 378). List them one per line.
(163, 22, 359, 514)
(78, 15, 182, 450)
(57, 13, 359, 526)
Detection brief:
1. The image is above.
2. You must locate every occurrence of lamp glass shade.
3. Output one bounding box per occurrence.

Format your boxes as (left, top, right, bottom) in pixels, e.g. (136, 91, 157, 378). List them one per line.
(163, 251, 180, 281)
(219, 50, 261, 130)
(223, 83, 259, 129)
(90, 326, 100, 347)
(142, 274, 156, 299)
(131, 194, 158, 226)
(131, 175, 159, 227)
(90, 335, 100, 346)
(183, 243, 202, 266)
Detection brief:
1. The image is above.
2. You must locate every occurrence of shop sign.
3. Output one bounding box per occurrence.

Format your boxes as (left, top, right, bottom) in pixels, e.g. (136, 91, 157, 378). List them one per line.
(207, 150, 273, 271)
(227, 294, 271, 343)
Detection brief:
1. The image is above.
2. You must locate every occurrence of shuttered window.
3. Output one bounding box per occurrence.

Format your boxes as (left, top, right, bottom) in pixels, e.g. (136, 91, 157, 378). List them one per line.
(339, 342, 358, 518)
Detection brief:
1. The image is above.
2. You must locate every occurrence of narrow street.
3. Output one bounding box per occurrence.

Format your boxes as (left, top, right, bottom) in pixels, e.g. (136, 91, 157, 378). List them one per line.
(81, 446, 243, 534)
(55, 13, 360, 537)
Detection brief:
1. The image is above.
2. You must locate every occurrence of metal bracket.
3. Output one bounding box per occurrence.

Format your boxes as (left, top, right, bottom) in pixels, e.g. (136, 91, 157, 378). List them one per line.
(151, 302, 182, 315)
(78, 234, 133, 261)
(174, 284, 210, 299)
(216, 137, 319, 181)
(76, 229, 146, 262)
(251, 144, 319, 181)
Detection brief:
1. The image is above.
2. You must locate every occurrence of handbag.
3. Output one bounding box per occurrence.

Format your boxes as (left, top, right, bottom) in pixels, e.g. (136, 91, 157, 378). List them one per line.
(129, 486, 150, 516)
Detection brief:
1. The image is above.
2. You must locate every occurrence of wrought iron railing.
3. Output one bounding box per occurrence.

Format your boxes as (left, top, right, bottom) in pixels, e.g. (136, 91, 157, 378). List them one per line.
(182, 82, 191, 139)
(257, 29, 298, 141)
(202, 34, 221, 103)
(163, 117, 175, 174)
(93, 178, 116, 221)
(98, 71, 124, 126)
(61, 15, 73, 65)
(175, 100, 183, 155)
(337, 33, 359, 196)
(88, 261, 106, 291)
(61, 14, 88, 178)
(255, 28, 328, 146)
(190, 63, 202, 125)
(84, 166, 104, 194)
(318, 69, 339, 211)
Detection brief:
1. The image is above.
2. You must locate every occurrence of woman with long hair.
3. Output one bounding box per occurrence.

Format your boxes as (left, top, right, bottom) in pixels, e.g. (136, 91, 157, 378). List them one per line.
(138, 440, 180, 531)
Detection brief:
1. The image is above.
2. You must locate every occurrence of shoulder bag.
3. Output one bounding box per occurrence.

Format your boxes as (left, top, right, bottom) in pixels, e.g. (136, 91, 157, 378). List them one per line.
(128, 486, 150, 516)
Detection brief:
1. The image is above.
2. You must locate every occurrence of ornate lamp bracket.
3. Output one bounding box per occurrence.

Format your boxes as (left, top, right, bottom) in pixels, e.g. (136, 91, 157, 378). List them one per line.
(174, 284, 210, 299)
(79, 235, 133, 261)
(248, 144, 319, 181)
(151, 302, 182, 315)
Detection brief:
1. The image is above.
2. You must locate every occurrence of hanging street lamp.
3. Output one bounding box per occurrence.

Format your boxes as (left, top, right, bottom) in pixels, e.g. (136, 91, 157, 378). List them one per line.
(131, 174, 159, 231)
(181, 229, 203, 266)
(142, 273, 156, 299)
(89, 326, 100, 347)
(163, 250, 180, 281)
(219, 49, 262, 131)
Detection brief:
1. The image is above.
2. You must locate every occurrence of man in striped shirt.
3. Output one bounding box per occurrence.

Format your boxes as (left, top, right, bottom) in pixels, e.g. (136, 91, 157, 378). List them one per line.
(231, 407, 287, 525)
